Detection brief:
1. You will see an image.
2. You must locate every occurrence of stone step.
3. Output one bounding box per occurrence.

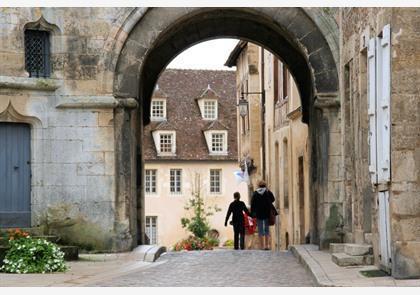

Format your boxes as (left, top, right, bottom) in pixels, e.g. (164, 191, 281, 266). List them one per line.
(59, 245, 79, 261)
(330, 243, 345, 253)
(332, 253, 365, 266)
(344, 243, 372, 256)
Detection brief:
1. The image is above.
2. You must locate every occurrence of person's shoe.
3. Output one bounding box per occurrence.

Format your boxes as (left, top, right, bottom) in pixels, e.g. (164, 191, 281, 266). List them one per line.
(264, 248, 270, 250)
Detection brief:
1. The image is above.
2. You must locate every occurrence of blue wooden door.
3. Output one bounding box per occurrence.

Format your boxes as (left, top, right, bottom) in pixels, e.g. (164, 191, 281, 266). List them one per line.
(0, 123, 31, 228)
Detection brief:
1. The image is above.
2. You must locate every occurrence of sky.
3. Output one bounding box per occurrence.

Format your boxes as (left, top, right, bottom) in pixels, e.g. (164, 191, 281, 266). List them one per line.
(167, 38, 240, 71)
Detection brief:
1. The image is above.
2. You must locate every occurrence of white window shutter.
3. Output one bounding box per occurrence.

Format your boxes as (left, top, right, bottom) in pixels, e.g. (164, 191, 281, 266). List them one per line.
(367, 37, 378, 185)
(376, 25, 391, 183)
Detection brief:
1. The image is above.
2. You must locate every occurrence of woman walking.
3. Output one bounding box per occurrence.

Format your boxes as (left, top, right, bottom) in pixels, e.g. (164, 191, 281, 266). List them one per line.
(251, 180, 275, 250)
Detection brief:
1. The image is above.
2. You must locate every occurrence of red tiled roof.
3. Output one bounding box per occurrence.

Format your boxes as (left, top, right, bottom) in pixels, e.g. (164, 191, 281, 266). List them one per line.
(143, 68, 238, 161)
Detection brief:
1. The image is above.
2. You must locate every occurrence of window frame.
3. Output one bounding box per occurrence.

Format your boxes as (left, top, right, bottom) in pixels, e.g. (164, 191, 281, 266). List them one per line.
(145, 216, 158, 245)
(203, 99, 218, 120)
(209, 169, 222, 194)
(150, 99, 167, 121)
(159, 132, 174, 154)
(145, 169, 157, 195)
(170, 169, 182, 194)
(24, 29, 51, 78)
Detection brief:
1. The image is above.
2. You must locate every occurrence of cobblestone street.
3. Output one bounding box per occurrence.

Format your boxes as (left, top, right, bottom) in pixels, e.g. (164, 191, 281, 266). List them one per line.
(89, 249, 316, 287)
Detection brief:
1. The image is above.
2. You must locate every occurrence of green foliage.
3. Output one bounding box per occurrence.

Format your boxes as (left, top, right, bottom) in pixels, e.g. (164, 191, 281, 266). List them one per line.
(181, 173, 221, 239)
(0, 237, 67, 274)
(223, 239, 234, 248)
(207, 236, 219, 247)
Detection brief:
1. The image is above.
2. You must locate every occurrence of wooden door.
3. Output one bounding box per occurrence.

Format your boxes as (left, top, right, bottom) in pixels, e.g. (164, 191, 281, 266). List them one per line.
(0, 123, 31, 228)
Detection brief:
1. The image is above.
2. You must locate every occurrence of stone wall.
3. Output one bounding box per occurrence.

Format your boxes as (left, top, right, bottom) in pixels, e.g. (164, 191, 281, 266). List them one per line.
(339, 7, 420, 278)
(0, 7, 136, 251)
(388, 8, 420, 279)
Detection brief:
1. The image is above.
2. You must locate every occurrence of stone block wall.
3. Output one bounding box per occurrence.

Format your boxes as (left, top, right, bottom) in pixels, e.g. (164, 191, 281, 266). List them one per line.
(340, 7, 420, 278)
(389, 8, 420, 279)
(0, 7, 136, 251)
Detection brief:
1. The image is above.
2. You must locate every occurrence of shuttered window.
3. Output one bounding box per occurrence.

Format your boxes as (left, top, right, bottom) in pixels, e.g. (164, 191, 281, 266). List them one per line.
(367, 24, 391, 185)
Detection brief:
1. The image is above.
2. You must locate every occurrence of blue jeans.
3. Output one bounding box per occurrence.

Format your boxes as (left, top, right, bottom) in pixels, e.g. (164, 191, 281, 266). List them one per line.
(257, 218, 270, 236)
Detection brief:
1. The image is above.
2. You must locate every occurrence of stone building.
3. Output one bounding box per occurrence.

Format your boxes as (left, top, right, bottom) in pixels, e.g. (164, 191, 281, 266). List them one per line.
(0, 7, 418, 278)
(142, 68, 247, 248)
(226, 42, 310, 251)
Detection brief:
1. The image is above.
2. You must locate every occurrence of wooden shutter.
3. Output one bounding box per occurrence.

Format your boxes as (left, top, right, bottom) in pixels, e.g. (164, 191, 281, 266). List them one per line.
(367, 37, 377, 185)
(376, 25, 391, 183)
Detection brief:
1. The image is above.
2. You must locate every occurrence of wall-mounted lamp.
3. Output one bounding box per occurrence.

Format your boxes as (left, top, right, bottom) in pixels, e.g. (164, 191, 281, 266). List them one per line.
(237, 94, 249, 118)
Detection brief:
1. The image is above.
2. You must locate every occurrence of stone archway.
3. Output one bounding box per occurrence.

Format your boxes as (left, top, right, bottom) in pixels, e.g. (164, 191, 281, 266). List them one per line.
(112, 7, 342, 249)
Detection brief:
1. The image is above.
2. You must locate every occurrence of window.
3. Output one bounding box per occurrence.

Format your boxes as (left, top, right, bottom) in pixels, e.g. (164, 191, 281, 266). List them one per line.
(145, 216, 157, 245)
(145, 169, 157, 194)
(210, 169, 221, 193)
(211, 133, 225, 152)
(203, 100, 217, 120)
(170, 169, 182, 194)
(151, 100, 166, 120)
(282, 66, 289, 100)
(283, 139, 289, 209)
(24, 29, 51, 78)
(160, 133, 173, 153)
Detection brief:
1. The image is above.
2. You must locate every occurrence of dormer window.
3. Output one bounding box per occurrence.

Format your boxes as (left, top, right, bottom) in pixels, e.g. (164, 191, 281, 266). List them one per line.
(204, 129, 228, 156)
(151, 99, 166, 121)
(211, 133, 225, 152)
(160, 133, 173, 153)
(150, 84, 168, 121)
(152, 129, 176, 156)
(196, 85, 219, 120)
(203, 100, 217, 120)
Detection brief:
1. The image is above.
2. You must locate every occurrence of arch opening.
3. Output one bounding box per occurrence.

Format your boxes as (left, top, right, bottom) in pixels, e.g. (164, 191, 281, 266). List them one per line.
(112, 7, 341, 249)
(113, 8, 338, 125)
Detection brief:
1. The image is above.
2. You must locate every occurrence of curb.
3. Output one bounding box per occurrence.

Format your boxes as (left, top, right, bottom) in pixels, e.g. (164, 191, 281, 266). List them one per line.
(130, 245, 167, 262)
(290, 245, 336, 287)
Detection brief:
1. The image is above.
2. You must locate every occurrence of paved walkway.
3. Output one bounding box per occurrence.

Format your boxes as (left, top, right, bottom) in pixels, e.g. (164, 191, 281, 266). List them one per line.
(291, 244, 420, 287)
(90, 249, 316, 287)
(0, 253, 152, 287)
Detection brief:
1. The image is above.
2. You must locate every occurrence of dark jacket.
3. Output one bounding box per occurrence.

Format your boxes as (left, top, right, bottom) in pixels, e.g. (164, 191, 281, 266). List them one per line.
(225, 200, 250, 227)
(250, 188, 275, 219)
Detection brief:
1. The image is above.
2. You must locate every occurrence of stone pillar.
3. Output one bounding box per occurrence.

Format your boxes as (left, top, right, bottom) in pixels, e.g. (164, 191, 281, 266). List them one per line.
(113, 97, 139, 251)
(311, 93, 344, 249)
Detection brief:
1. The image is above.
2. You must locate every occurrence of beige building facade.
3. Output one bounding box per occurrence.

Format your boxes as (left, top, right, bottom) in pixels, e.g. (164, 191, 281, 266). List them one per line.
(142, 68, 247, 248)
(0, 7, 418, 278)
(145, 161, 248, 247)
(226, 42, 310, 251)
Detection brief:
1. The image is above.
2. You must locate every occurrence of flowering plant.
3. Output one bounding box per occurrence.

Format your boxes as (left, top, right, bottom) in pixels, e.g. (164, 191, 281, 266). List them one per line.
(172, 236, 216, 251)
(0, 236, 67, 273)
(6, 228, 30, 240)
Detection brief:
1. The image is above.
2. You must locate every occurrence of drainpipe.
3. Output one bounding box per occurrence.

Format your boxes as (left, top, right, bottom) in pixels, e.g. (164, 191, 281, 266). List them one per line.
(261, 49, 266, 179)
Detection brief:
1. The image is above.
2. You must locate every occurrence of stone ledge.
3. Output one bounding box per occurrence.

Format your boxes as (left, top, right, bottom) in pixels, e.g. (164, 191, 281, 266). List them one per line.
(56, 96, 118, 109)
(56, 96, 138, 109)
(0, 76, 62, 91)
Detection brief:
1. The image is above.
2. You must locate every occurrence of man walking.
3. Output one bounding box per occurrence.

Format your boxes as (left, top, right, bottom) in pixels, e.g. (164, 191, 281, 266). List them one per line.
(251, 180, 275, 250)
(225, 192, 250, 250)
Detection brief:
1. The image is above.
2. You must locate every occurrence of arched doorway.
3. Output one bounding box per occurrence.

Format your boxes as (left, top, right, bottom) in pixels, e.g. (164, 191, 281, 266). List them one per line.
(111, 7, 342, 249)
